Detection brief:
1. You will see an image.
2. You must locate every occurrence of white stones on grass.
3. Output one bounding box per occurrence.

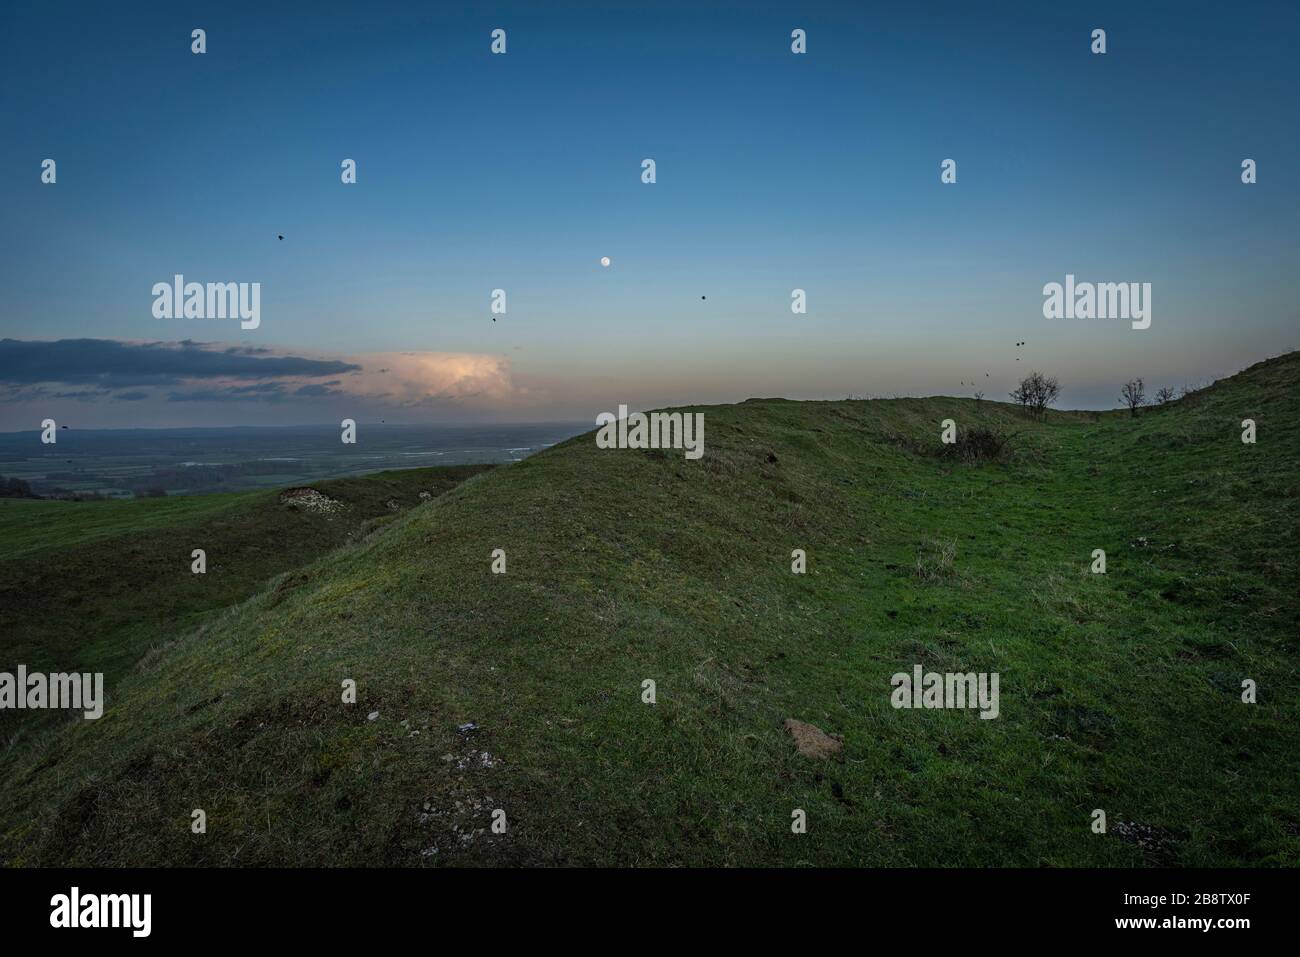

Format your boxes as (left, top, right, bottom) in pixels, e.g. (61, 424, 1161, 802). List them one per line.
(280, 488, 345, 515)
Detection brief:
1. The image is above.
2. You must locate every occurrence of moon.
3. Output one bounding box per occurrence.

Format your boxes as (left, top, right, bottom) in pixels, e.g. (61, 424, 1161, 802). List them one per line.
(600, 256, 611, 267)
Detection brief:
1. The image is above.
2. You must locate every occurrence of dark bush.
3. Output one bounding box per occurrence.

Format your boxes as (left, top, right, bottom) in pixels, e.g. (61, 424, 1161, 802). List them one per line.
(0, 475, 37, 498)
(936, 426, 1013, 463)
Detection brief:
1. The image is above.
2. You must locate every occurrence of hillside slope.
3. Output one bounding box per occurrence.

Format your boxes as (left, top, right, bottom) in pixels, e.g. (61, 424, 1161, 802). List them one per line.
(2, 354, 1297, 866)
(0, 465, 492, 742)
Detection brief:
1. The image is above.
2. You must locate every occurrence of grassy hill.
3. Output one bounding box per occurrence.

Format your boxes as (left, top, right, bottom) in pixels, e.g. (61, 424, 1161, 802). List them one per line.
(1, 354, 1296, 866)
(0, 465, 493, 742)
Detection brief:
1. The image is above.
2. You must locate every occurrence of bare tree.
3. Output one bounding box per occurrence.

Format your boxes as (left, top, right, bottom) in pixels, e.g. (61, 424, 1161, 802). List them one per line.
(1010, 371, 1061, 419)
(1120, 378, 1146, 417)
(1154, 386, 1176, 405)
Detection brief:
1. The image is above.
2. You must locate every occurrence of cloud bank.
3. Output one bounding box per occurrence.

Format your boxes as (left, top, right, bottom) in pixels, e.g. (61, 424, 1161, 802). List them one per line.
(0, 339, 527, 428)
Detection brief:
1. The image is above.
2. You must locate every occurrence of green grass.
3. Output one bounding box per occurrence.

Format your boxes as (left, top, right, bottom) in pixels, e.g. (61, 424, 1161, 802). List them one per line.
(1, 354, 1296, 867)
(0, 492, 261, 560)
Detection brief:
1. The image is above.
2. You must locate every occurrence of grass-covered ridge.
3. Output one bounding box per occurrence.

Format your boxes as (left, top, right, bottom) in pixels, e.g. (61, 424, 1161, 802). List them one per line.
(1, 354, 1296, 866)
(0, 465, 493, 743)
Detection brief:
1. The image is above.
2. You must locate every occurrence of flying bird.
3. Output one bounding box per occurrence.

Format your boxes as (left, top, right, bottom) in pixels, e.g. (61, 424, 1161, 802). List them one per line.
(277, 234, 284, 241)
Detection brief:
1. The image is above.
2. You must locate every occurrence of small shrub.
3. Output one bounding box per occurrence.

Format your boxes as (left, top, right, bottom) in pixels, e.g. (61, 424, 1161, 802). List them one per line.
(937, 426, 1013, 463)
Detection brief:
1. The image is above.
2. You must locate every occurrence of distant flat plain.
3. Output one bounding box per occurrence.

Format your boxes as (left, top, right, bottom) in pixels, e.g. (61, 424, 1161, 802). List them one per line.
(0, 423, 588, 498)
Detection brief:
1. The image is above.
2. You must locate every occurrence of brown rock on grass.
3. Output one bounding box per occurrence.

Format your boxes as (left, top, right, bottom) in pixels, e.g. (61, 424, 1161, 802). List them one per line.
(784, 718, 844, 759)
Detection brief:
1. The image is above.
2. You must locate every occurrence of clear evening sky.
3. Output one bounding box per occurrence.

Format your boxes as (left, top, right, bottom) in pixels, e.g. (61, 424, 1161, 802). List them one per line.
(1, 0, 1296, 428)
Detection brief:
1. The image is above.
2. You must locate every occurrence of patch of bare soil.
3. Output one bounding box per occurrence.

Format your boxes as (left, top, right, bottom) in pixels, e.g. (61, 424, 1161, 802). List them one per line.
(784, 718, 844, 759)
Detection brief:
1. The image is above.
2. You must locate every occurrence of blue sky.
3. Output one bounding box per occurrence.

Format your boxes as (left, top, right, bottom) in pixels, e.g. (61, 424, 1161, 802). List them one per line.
(1, 0, 1296, 428)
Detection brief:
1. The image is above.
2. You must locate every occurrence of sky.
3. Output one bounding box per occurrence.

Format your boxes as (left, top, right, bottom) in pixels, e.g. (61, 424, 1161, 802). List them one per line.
(1, 0, 1297, 429)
